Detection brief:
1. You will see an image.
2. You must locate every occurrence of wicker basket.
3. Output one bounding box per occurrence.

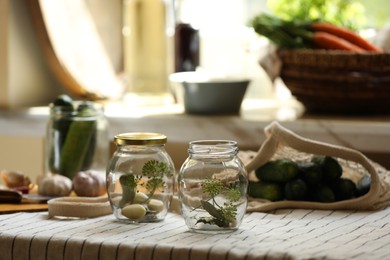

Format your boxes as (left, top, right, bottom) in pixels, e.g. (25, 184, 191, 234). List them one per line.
(278, 49, 390, 114)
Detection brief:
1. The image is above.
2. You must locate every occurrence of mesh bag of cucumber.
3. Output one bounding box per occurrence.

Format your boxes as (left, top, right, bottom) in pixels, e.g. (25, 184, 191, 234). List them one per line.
(241, 121, 390, 212)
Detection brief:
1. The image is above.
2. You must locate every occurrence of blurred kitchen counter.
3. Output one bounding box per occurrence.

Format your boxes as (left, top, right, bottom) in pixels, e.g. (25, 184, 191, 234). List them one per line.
(1, 99, 390, 182)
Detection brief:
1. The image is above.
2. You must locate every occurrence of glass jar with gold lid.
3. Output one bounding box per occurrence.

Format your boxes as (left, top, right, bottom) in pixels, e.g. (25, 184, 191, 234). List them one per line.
(106, 132, 175, 223)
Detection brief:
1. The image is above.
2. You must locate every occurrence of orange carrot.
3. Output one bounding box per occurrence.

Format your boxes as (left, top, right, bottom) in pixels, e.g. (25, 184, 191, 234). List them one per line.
(312, 32, 365, 52)
(311, 22, 381, 52)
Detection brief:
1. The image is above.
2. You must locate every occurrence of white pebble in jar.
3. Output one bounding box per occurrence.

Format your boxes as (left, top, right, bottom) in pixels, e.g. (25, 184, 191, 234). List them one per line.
(133, 192, 149, 204)
(122, 204, 147, 220)
(147, 199, 165, 213)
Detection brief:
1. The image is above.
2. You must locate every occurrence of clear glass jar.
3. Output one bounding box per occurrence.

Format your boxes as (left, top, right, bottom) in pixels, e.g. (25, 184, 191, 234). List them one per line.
(178, 140, 248, 233)
(45, 100, 109, 180)
(106, 132, 175, 223)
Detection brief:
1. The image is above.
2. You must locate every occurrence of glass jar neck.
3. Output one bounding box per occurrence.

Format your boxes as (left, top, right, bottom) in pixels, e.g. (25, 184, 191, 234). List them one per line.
(188, 140, 238, 158)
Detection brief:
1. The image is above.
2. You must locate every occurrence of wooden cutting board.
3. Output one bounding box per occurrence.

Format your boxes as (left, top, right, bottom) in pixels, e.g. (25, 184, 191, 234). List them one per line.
(0, 190, 50, 214)
(0, 203, 48, 214)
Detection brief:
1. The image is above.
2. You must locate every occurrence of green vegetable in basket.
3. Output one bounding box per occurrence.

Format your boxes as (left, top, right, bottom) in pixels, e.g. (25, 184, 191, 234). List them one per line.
(267, 0, 366, 30)
(329, 177, 357, 200)
(308, 185, 336, 202)
(249, 13, 312, 49)
(311, 155, 343, 183)
(249, 156, 366, 203)
(255, 159, 299, 182)
(284, 178, 308, 200)
(249, 13, 380, 52)
(298, 161, 323, 186)
(248, 181, 284, 201)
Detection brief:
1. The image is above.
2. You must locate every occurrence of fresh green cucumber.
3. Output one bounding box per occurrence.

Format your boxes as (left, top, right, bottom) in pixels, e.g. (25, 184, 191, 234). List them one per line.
(329, 178, 357, 201)
(308, 185, 335, 202)
(298, 161, 323, 186)
(255, 159, 299, 182)
(311, 155, 342, 183)
(284, 178, 308, 201)
(248, 181, 284, 201)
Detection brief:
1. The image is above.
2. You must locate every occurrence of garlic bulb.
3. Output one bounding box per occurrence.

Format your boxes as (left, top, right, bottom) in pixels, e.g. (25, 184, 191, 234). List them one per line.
(0, 170, 31, 188)
(38, 174, 72, 197)
(72, 171, 106, 197)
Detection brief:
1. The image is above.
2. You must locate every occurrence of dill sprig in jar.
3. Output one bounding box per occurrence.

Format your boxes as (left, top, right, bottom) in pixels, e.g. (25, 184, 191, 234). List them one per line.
(106, 132, 175, 223)
(178, 140, 248, 233)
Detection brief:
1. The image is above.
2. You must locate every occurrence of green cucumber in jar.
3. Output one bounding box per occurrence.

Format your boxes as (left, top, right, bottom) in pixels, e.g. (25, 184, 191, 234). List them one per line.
(78, 102, 97, 171)
(48, 95, 74, 173)
(58, 102, 97, 179)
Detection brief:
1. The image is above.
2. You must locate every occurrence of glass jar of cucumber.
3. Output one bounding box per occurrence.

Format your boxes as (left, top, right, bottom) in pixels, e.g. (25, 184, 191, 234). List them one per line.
(45, 95, 109, 180)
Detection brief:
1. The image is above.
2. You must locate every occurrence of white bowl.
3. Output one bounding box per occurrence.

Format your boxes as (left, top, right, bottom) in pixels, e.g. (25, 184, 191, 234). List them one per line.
(169, 71, 250, 115)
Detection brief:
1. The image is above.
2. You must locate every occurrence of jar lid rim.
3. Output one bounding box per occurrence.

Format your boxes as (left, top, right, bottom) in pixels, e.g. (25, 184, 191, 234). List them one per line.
(114, 132, 167, 145)
(189, 140, 237, 146)
(188, 140, 238, 155)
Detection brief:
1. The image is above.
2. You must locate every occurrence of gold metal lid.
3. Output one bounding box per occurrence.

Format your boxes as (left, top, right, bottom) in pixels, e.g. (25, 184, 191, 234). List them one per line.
(114, 132, 167, 146)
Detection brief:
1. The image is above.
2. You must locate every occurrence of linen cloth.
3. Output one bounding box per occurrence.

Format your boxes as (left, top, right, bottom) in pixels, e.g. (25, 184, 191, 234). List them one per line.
(1, 208, 390, 260)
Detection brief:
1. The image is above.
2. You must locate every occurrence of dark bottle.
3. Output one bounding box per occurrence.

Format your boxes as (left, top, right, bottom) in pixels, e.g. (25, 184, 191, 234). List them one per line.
(174, 22, 200, 72)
